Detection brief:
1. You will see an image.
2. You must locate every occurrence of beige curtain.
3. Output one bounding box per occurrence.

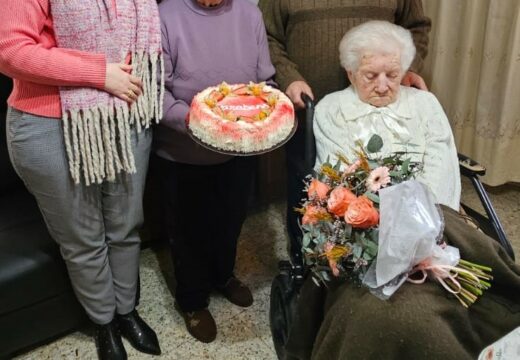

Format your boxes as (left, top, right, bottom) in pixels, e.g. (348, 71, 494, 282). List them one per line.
(422, 0, 520, 186)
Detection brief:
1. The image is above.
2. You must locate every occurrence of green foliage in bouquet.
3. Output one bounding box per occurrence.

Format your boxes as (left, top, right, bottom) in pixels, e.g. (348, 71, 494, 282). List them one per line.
(298, 134, 422, 285)
(298, 135, 493, 308)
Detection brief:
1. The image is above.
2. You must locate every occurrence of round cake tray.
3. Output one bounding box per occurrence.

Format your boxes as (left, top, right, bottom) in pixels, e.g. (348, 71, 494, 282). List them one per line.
(187, 119, 298, 156)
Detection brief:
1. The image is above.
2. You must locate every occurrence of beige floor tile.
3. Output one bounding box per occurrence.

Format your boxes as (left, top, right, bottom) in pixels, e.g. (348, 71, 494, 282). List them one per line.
(170, 316, 276, 360)
(460, 178, 520, 257)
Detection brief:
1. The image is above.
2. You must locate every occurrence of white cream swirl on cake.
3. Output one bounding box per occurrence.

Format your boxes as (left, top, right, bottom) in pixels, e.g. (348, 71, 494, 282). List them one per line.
(188, 82, 295, 153)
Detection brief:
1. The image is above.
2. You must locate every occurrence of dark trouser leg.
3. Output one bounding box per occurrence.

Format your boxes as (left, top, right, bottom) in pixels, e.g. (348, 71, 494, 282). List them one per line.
(158, 158, 214, 312)
(211, 156, 257, 287)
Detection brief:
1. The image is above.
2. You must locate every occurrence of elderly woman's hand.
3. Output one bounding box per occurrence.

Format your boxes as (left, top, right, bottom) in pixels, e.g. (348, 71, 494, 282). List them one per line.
(401, 71, 428, 91)
(104, 63, 143, 103)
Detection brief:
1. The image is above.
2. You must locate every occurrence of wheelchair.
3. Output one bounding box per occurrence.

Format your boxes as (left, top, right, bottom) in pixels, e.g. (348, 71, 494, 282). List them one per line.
(269, 94, 516, 360)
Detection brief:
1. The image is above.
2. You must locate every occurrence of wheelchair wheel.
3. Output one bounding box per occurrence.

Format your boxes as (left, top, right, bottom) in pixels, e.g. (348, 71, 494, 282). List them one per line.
(270, 271, 298, 360)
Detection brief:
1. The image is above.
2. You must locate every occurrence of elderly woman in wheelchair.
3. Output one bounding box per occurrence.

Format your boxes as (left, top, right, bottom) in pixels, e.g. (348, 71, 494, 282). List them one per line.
(276, 21, 520, 360)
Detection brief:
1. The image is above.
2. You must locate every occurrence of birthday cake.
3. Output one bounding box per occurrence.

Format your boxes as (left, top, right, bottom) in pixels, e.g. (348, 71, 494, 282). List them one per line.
(188, 82, 295, 154)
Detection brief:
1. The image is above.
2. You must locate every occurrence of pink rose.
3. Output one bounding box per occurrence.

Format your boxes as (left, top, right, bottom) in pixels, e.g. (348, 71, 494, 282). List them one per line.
(307, 179, 330, 201)
(344, 196, 379, 229)
(327, 186, 357, 217)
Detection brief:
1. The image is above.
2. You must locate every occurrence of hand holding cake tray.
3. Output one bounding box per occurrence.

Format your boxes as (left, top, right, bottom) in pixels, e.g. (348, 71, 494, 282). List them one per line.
(187, 82, 296, 156)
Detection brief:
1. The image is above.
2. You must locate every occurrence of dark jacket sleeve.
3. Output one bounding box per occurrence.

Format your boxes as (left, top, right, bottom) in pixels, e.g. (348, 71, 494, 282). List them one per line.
(395, 0, 432, 73)
(259, 0, 306, 92)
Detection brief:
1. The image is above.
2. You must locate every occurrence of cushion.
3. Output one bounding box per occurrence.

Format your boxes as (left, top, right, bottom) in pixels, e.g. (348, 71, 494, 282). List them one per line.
(0, 190, 42, 232)
(0, 219, 71, 315)
(0, 190, 72, 315)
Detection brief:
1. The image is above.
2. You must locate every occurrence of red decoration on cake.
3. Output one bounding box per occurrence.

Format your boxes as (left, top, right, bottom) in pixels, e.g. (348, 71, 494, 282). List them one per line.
(188, 82, 295, 154)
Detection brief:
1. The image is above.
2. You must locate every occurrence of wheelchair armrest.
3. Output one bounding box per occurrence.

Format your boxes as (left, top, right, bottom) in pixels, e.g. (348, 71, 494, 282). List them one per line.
(458, 153, 486, 177)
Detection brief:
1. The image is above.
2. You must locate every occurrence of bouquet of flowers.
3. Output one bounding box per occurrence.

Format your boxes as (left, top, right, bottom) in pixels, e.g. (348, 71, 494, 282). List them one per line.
(298, 135, 492, 307)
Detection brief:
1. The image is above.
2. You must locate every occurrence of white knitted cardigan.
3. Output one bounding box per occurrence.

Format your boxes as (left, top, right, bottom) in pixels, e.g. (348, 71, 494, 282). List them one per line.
(313, 86, 461, 210)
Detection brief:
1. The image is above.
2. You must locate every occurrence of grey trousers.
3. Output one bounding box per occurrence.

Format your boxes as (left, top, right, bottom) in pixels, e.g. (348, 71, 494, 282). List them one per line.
(6, 107, 151, 325)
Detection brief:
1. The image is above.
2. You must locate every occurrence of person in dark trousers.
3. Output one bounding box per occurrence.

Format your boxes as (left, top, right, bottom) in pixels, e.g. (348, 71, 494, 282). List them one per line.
(156, 0, 276, 343)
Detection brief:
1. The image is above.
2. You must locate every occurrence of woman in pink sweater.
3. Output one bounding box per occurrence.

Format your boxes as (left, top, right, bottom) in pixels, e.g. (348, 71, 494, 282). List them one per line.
(0, 1, 163, 359)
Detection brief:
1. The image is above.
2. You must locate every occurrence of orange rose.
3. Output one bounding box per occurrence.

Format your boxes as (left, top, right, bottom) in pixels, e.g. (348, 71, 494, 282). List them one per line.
(307, 179, 330, 201)
(344, 196, 379, 229)
(327, 186, 357, 217)
(302, 205, 329, 225)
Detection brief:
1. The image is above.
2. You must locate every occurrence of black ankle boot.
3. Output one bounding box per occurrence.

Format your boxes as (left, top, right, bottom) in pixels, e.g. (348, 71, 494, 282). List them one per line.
(95, 320, 127, 360)
(117, 310, 161, 355)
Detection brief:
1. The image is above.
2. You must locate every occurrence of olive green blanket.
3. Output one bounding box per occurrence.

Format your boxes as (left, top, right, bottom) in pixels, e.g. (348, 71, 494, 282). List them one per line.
(285, 206, 520, 360)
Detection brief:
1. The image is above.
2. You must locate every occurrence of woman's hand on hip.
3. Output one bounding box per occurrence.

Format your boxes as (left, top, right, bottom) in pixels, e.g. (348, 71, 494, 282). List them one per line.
(104, 63, 143, 103)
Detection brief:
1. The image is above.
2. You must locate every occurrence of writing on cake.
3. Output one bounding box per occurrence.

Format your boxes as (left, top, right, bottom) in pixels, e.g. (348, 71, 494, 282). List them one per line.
(188, 82, 295, 153)
(217, 96, 270, 119)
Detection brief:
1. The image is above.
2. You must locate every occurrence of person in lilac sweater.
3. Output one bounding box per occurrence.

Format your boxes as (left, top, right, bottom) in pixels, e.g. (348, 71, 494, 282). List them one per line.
(156, 0, 275, 343)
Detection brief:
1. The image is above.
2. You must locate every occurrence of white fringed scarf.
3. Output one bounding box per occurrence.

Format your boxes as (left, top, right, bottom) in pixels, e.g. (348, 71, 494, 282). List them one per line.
(50, 0, 164, 185)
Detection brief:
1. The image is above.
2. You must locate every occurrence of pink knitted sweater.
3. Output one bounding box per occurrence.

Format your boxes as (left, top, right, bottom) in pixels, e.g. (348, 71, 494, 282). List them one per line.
(0, 0, 107, 118)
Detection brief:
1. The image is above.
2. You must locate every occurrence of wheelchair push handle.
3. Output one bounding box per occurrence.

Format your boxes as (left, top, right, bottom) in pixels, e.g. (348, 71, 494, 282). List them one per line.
(301, 93, 313, 109)
(300, 93, 316, 172)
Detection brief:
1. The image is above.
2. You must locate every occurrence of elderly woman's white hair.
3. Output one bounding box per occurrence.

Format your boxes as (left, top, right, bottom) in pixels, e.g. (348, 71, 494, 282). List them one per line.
(339, 20, 416, 73)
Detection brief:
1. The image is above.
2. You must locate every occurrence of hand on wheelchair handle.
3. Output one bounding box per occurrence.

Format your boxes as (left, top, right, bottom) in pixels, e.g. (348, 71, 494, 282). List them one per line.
(285, 80, 314, 110)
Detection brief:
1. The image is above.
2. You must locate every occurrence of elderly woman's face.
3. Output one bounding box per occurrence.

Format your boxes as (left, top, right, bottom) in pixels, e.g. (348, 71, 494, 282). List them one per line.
(348, 53, 403, 107)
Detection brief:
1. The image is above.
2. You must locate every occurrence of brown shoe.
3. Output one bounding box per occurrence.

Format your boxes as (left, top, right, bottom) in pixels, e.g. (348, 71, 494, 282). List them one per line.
(219, 277, 253, 307)
(175, 303, 216, 343)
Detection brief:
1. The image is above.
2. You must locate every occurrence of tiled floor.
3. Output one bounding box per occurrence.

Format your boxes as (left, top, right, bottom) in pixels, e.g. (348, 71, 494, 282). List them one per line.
(15, 179, 520, 360)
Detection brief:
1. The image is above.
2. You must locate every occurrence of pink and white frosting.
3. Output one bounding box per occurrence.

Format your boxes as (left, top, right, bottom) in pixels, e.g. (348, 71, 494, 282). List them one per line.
(188, 82, 295, 153)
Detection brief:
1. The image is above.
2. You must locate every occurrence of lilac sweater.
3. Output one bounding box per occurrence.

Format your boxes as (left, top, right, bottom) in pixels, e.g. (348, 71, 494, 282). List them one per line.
(155, 0, 276, 165)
